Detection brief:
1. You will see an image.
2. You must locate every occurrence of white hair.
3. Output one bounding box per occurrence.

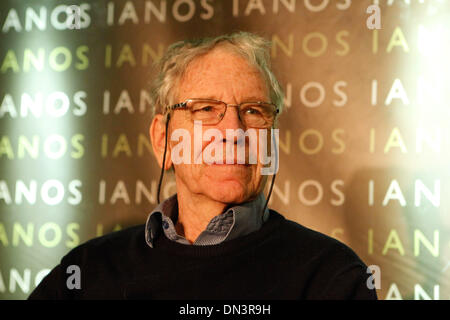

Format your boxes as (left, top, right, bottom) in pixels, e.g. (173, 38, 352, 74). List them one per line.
(149, 31, 284, 119)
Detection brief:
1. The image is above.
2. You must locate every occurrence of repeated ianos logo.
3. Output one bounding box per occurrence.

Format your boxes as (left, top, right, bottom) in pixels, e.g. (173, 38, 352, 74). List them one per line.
(0, 0, 449, 300)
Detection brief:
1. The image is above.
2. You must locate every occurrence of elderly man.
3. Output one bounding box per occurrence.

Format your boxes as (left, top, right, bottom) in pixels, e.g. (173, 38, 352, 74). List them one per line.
(29, 32, 377, 300)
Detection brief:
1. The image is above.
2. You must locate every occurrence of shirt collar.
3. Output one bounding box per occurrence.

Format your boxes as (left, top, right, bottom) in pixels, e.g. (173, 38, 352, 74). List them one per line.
(225, 192, 269, 241)
(145, 193, 269, 248)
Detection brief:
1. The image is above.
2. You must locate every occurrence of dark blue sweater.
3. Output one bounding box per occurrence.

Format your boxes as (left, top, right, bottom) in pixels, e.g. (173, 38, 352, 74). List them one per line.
(28, 210, 377, 300)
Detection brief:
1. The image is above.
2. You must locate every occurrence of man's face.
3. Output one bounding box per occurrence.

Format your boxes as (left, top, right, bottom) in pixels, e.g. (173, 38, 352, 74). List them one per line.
(168, 46, 270, 204)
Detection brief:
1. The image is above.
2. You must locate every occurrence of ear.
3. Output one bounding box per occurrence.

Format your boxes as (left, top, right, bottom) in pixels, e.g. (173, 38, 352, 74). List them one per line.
(149, 114, 173, 170)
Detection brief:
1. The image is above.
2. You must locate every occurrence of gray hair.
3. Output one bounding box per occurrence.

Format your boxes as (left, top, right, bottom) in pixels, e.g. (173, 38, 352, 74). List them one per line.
(149, 31, 284, 118)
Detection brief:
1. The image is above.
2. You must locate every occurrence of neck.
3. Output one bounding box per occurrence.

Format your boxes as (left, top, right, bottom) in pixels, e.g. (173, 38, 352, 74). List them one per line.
(175, 182, 229, 244)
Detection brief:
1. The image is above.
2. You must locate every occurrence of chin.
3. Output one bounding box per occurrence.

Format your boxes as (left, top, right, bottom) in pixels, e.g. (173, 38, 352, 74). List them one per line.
(200, 164, 261, 204)
(204, 179, 252, 204)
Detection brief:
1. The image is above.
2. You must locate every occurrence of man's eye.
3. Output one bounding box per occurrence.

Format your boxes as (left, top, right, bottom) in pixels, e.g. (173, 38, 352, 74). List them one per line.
(245, 108, 262, 115)
(196, 106, 214, 112)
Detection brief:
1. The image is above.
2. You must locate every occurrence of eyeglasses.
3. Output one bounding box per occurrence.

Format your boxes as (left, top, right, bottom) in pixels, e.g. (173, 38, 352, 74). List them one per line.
(166, 98, 279, 128)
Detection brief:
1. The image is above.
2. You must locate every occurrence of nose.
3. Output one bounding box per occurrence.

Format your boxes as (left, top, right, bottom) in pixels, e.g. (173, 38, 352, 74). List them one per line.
(217, 104, 246, 131)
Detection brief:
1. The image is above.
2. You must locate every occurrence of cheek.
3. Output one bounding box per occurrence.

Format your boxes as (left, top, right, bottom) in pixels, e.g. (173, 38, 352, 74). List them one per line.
(173, 163, 200, 180)
(173, 164, 205, 194)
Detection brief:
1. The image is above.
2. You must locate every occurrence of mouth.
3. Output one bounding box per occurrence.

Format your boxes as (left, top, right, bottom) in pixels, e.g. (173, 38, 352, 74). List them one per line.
(204, 163, 252, 177)
(208, 163, 251, 166)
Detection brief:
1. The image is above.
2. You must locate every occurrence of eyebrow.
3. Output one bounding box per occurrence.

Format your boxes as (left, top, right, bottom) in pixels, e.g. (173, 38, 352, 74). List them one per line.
(195, 96, 268, 102)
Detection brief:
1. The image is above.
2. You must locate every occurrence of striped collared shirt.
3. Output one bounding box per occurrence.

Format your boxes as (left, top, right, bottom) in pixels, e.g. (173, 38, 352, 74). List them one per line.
(145, 193, 269, 248)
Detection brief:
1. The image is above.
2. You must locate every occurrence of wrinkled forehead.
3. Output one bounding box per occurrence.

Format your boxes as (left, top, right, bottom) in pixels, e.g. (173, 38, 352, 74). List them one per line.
(177, 46, 269, 102)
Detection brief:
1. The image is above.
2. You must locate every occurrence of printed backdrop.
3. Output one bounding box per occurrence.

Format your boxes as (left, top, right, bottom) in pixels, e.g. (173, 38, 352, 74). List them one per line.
(1, 0, 450, 299)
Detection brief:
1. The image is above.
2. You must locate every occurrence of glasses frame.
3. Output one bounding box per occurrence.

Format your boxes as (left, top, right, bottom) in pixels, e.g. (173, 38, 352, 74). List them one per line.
(166, 98, 279, 128)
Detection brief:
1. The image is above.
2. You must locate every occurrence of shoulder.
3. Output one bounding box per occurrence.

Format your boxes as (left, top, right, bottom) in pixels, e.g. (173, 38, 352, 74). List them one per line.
(29, 224, 148, 299)
(270, 210, 368, 270)
(61, 224, 147, 267)
(270, 210, 377, 299)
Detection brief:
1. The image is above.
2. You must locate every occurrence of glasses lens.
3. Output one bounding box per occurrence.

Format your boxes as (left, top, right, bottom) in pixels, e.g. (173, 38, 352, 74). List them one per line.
(240, 103, 277, 128)
(188, 100, 225, 124)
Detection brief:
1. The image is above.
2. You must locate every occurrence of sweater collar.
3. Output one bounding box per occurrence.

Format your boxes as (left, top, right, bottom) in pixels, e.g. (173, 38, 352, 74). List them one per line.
(145, 193, 269, 248)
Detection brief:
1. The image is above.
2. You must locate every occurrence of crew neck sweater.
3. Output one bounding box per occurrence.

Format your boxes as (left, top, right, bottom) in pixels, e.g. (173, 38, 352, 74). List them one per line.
(28, 210, 377, 300)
